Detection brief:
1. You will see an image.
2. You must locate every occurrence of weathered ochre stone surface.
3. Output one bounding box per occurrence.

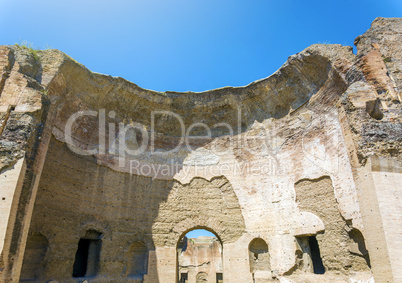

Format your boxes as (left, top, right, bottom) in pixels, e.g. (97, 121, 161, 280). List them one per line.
(0, 17, 401, 283)
(0, 45, 54, 282)
(339, 18, 402, 283)
(294, 176, 370, 272)
(355, 17, 402, 100)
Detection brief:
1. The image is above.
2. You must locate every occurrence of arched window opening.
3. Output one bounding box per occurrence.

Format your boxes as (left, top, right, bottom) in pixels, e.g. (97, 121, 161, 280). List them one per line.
(177, 228, 222, 283)
(72, 230, 102, 278)
(196, 271, 208, 282)
(349, 228, 371, 267)
(20, 233, 48, 281)
(127, 242, 148, 278)
(249, 238, 270, 273)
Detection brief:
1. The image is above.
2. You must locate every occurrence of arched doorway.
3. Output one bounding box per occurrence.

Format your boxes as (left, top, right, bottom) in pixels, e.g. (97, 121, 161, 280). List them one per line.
(249, 238, 271, 282)
(348, 228, 371, 268)
(249, 238, 270, 273)
(177, 228, 223, 283)
(126, 241, 148, 278)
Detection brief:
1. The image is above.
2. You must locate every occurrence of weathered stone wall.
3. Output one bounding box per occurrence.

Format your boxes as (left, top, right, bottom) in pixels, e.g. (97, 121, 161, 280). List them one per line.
(0, 17, 400, 283)
(294, 176, 370, 272)
(339, 17, 402, 283)
(0, 45, 54, 282)
(27, 137, 171, 281)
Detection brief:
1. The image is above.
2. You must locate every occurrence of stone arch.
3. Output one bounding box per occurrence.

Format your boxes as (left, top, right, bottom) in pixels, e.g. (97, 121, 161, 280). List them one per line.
(177, 227, 223, 283)
(174, 219, 225, 246)
(196, 271, 208, 282)
(20, 233, 49, 281)
(133, 233, 155, 250)
(79, 222, 110, 240)
(248, 238, 270, 273)
(126, 241, 148, 277)
(124, 231, 155, 251)
(349, 228, 368, 256)
(349, 228, 371, 268)
(152, 176, 246, 247)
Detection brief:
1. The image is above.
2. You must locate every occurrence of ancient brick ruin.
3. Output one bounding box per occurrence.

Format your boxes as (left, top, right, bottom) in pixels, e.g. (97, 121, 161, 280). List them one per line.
(0, 17, 401, 282)
(178, 236, 223, 283)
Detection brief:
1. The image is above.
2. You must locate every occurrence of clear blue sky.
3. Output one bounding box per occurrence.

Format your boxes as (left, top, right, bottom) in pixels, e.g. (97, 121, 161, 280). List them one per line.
(186, 229, 216, 238)
(1, 0, 401, 92)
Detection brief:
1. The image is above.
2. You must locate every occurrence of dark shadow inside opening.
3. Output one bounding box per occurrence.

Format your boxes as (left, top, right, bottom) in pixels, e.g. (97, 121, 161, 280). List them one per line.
(308, 236, 325, 274)
(72, 230, 102, 278)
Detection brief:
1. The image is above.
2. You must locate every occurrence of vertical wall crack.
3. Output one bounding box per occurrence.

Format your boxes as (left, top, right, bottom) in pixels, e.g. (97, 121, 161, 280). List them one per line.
(0, 105, 15, 137)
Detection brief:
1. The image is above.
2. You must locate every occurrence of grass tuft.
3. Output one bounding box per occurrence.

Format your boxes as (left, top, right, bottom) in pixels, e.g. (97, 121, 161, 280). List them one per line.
(14, 40, 52, 60)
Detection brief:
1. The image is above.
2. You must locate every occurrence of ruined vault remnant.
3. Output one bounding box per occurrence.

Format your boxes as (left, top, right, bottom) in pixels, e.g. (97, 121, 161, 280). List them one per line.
(0, 17, 401, 282)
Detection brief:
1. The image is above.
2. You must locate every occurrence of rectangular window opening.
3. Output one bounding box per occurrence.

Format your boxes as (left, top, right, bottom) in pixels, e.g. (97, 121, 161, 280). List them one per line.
(216, 272, 223, 283)
(180, 272, 188, 283)
(308, 236, 325, 274)
(72, 238, 102, 278)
